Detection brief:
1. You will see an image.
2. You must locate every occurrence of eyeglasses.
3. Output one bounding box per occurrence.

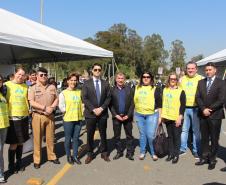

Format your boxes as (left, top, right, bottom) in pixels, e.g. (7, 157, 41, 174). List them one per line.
(93, 68, 101, 72)
(170, 78, 177, 81)
(39, 73, 48, 77)
(142, 76, 151, 79)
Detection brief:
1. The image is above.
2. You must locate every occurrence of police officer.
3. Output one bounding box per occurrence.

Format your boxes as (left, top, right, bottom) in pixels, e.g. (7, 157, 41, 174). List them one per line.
(28, 67, 60, 169)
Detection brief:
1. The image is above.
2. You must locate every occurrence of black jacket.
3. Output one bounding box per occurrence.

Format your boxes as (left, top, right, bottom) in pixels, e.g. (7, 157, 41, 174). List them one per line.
(109, 85, 134, 120)
(82, 78, 111, 119)
(196, 77, 225, 119)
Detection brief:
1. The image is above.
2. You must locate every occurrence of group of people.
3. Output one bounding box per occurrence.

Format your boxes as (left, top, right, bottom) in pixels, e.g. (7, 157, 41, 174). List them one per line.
(0, 61, 225, 183)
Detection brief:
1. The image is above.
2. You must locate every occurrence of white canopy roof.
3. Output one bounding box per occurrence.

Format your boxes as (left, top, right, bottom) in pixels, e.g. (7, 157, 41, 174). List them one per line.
(197, 48, 226, 66)
(0, 8, 113, 64)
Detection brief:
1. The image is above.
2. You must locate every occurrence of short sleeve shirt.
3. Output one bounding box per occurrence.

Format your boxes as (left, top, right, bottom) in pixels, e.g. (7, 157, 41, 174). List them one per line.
(28, 82, 58, 113)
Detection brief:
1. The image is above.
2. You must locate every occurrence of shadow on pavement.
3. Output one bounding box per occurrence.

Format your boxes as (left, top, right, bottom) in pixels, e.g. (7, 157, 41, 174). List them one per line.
(203, 183, 226, 185)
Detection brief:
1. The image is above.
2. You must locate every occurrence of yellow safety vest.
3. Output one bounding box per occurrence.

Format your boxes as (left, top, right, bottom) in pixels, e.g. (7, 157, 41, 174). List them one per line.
(5, 81, 29, 117)
(62, 89, 83, 121)
(0, 93, 9, 128)
(134, 85, 156, 115)
(180, 74, 202, 106)
(162, 87, 182, 121)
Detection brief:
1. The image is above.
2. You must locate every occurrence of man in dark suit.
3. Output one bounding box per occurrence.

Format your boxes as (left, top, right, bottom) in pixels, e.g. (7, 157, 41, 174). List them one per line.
(109, 72, 135, 161)
(82, 63, 111, 164)
(195, 62, 225, 170)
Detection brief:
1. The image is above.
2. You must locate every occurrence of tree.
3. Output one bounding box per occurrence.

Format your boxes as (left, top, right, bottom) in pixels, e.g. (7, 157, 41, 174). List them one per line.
(143, 34, 168, 74)
(190, 54, 204, 62)
(170, 40, 186, 71)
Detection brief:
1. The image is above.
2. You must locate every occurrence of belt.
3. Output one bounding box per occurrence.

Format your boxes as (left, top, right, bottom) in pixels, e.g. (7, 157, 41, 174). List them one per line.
(186, 106, 198, 109)
(33, 111, 45, 115)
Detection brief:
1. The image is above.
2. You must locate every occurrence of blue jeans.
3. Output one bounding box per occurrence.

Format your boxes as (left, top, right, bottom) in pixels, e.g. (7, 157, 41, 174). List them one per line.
(0, 128, 7, 178)
(63, 121, 82, 158)
(180, 107, 200, 154)
(135, 112, 159, 155)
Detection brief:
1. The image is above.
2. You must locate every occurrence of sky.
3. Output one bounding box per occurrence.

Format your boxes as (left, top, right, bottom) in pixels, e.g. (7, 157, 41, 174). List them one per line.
(1, 0, 226, 61)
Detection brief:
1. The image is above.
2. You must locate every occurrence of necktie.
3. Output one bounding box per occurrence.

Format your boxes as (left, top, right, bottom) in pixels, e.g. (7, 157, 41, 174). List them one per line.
(95, 80, 101, 104)
(206, 78, 212, 94)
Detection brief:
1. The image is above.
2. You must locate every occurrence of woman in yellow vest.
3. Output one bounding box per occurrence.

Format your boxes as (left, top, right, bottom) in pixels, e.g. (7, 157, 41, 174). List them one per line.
(5, 67, 29, 174)
(59, 73, 83, 165)
(159, 73, 186, 164)
(134, 72, 162, 161)
(0, 75, 9, 183)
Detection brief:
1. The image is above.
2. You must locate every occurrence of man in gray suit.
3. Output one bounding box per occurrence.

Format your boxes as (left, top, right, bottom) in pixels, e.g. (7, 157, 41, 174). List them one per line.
(82, 63, 111, 164)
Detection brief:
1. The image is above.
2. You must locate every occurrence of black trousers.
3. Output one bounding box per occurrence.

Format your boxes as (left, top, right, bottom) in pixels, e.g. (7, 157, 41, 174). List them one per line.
(86, 118, 108, 156)
(200, 118, 222, 162)
(165, 120, 182, 157)
(113, 119, 134, 155)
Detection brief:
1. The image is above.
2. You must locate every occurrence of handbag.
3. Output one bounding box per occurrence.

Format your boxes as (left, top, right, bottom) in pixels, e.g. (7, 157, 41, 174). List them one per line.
(153, 124, 168, 158)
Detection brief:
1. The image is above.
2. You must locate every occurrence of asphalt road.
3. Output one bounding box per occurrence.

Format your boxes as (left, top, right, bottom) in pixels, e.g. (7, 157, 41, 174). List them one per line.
(3, 113, 226, 185)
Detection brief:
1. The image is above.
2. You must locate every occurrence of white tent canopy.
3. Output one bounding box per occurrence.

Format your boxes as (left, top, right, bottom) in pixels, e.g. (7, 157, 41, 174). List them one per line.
(197, 48, 226, 66)
(0, 8, 113, 64)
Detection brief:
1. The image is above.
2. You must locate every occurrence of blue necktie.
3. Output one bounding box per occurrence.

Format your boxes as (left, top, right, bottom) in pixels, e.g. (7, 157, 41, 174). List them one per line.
(95, 80, 101, 105)
(206, 78, 212, 94)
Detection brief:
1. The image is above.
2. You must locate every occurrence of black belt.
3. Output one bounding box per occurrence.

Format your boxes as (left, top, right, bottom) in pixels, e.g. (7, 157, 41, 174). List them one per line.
(186, 106, 198, 109)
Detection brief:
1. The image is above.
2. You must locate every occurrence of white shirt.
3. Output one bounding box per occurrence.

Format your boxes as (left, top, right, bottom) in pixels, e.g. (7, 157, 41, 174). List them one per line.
(206, 75, 216, 87)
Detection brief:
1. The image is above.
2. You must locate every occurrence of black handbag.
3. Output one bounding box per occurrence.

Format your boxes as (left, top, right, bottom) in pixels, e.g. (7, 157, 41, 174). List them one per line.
(153, 124, 168, 158)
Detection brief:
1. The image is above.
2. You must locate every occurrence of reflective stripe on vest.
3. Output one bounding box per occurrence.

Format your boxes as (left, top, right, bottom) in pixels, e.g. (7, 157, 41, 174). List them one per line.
(5, 81, 29, 116)
(162, 87, 182, 121)
(62, 89, 83, 121)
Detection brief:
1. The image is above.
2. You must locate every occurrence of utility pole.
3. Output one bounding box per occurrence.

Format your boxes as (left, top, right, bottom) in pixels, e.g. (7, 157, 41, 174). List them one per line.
(39, 0, 44, 68)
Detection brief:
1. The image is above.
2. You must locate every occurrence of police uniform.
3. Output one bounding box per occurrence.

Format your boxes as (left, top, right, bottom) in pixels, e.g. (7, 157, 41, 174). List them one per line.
(28, 82, 58, 165)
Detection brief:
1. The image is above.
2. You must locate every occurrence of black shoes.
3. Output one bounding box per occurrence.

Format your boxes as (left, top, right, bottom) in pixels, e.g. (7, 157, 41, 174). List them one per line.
(208, 162, 216, 170)
(67, 156, 74, 165)
(172, 156, 179, 164)
(34, 163, 40, 169)
(113, 153, 123, 160)
(49, 159, 60, 164)
(126, 153, 134, 161)
(220, 166, 226, 172)
(165, 155, 174, 162)
(195, 159, 208, 166)
(73, 157, 82, 165)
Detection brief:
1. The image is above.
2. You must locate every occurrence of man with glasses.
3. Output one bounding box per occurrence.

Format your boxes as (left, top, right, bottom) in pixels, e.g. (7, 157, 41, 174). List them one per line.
(28, 67, 60, 169)
(82, 63, 111, 164)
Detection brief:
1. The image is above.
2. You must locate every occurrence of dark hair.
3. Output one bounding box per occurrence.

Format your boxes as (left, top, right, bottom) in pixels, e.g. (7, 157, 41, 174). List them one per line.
(92, 63, 102, 69)
(0, 74, 6, 96)
(29, 69, 36, 75)
(67, 72, 79, 81)
(138, 71, 154, 87)
(37, 67, 48, 74)
(166, 72, 179, 88)
(186, 61, 197, 69)
(205, 62, 216, 68)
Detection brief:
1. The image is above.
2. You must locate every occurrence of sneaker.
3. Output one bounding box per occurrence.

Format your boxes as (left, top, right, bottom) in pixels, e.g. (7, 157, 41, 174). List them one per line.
(193, 153, 199, 160)
(139, 153, 145, 160)
(179, 151, 186, 156)
(152, 155, 158, 161)
(0, 177, 6, 183)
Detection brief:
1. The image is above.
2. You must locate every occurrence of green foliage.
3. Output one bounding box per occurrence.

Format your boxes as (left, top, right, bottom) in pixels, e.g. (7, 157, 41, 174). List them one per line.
(35, 23, 199, 80)
(170, 40, 186, 71)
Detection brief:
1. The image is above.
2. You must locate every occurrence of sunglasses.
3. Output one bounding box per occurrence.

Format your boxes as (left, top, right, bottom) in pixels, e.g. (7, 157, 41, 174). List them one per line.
(39, 73, 48, 77)
(142, 76, 151, 79)
(170, 78, 177, 81)
(93, 68, 101, 72)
